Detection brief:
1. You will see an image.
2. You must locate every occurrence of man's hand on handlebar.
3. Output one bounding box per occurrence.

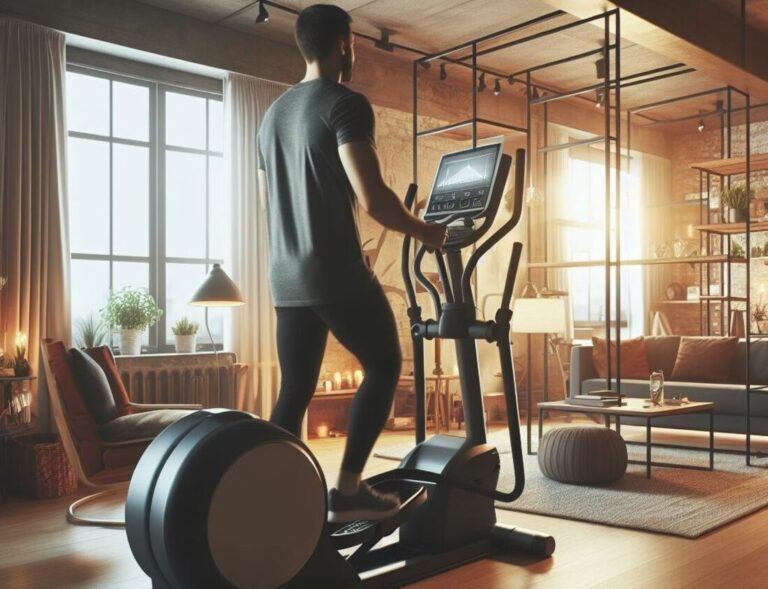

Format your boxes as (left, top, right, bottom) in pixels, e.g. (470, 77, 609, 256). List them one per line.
(419, 224, 448, 252)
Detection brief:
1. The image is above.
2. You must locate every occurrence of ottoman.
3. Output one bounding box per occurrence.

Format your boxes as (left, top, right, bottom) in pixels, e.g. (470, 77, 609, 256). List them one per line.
(538, 427, 627, 485)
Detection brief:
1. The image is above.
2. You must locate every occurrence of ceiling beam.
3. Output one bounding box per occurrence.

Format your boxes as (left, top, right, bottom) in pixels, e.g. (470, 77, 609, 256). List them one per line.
(541, 0, 768, 99)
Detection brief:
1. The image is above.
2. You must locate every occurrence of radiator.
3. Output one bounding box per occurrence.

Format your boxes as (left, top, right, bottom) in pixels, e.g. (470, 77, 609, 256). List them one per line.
(115, 352, 247, 409)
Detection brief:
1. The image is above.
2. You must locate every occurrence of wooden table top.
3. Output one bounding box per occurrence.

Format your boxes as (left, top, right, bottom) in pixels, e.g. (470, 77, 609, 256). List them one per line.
(537, 398, 715, 417)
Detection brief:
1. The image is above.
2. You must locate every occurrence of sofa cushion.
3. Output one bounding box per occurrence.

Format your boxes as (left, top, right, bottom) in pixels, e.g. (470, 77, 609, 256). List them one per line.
(70, 348, 118, 425)
(643, 336, 681, 376)
(99, 409, 194, 443)
(86, 346, 132, 416)
(672, 337, 738, 383)
(592, 336, 651, 379)
(732, 340, 768, 385)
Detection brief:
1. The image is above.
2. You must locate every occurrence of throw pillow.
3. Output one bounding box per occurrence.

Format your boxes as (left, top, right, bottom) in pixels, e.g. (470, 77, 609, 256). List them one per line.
(671, 337, 738, 383)
(591, 336, 651, 379)
(70, 348, 119, 425)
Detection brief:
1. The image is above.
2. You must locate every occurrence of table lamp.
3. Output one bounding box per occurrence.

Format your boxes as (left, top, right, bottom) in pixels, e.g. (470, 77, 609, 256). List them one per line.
(189, 264, 245, 353)
(512, 296, 569, 400)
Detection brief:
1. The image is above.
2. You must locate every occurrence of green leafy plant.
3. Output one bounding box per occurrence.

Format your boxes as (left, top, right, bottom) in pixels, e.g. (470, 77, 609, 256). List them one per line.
(75, 314, 108, 348)
(720, 184, 753, 210)
(171, 317, 199, 336)
(102, 287, 162, 331)
(731, 241, 746, 258)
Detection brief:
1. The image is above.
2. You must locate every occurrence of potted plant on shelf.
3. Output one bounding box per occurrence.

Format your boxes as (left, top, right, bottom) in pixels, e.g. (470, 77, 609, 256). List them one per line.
(753, 303, 768, 334)
(720, 184, 753, 223)
(102, 287, 162, 356)
(171, 317, 198, 353)
(75, 314, 108, 349)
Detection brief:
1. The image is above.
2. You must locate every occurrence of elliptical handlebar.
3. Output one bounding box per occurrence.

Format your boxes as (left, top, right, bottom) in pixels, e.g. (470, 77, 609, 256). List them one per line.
(460, 148, 526, 306)
(401, 183, 419, 310)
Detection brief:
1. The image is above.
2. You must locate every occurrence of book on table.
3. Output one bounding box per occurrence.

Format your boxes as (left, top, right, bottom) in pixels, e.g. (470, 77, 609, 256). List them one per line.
(568, 395, 624, 407)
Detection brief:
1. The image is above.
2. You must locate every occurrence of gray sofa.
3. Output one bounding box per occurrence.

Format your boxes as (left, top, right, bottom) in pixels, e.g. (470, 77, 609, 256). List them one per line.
(569, 336, 768, 435)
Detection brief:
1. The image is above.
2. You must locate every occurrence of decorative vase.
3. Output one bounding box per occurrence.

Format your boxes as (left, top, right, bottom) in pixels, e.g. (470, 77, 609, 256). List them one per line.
(119, 329, 143, 356)
(174, 334, 197, 353)
(729, 208, 747, 223)
(13, 359, 31, 377)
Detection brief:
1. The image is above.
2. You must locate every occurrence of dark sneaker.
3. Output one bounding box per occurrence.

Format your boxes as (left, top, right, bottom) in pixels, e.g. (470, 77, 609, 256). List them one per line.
(327, 482, 401, 523)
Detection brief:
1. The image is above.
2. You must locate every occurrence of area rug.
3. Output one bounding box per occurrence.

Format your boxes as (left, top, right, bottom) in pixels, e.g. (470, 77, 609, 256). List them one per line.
(375, 428, 768, 538)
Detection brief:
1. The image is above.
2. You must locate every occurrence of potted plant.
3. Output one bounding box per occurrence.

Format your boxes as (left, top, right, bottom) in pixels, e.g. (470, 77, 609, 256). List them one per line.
(102, 287, 162, 356)
(75, 314, 108, 349)
(753, 303, 768, 334)
(720, 184, 753, 223)
(171, 317, 198, 353)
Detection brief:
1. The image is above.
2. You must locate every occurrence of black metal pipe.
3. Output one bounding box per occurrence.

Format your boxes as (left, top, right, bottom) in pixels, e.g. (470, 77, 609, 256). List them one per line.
(501, 242, 524, 312)
(604, 15, 613, 392)
(614, 11, 622, 397)
(508, 45, 614, 77)
(473, 10, 618, 59)
(630, 87, 729, 114)
(421, 10, 566, 63)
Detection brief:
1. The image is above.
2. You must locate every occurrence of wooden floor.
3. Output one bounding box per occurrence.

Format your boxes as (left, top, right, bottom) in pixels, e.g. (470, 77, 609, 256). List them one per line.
(2, 423, 768, 588)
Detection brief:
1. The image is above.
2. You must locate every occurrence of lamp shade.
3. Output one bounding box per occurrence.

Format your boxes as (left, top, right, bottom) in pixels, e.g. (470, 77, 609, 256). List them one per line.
(189, 264, 245, 307)
(512, 297, 567, 334)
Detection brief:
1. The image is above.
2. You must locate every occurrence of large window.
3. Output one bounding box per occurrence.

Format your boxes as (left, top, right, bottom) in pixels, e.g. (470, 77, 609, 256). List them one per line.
(67, 65, 228, 350)
(554, 153, 644, 338)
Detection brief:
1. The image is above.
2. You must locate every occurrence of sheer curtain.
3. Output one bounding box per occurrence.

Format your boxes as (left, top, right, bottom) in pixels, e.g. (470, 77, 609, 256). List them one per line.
(0, 18, 70, 430)
(637, 152, 672, 333)
(225, 73, 286, 416)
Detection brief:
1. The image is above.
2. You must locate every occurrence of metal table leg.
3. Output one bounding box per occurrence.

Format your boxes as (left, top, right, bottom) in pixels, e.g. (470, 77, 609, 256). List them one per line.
(604, 415, 611, 428)
(536, 406, 543, 454)
(709, 410, 715, 470)
(616, 415, 621, 436)
(646, 418, 652, 479)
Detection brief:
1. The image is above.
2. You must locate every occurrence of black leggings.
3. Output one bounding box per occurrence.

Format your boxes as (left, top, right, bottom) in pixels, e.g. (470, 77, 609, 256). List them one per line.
(270, 283, 402, 474)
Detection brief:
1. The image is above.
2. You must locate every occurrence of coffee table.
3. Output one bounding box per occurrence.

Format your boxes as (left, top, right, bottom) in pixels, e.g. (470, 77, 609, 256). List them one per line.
(535, 398, 715, 479)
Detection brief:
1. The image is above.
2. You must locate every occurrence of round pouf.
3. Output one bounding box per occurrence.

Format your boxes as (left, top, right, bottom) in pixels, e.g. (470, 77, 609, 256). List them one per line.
(538, 427, 627, 485)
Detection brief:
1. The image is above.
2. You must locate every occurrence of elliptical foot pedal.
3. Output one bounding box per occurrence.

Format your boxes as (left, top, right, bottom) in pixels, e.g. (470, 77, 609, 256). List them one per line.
(329, 481, 427, 549)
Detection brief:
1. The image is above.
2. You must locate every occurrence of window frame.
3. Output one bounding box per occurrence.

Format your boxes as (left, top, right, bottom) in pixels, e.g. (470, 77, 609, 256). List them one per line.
(66, 59, 225, 352)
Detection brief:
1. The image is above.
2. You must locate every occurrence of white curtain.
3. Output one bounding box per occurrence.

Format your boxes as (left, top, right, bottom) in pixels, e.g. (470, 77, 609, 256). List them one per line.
(225, 73, 286, 416)
(0, 18, 70, 430)
(637, 152, 672, 333)
(544, 124, 574, 341)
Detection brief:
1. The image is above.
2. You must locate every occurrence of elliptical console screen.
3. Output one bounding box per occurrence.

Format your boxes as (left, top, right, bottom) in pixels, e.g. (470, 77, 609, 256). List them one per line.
(424, 143, 503, 222)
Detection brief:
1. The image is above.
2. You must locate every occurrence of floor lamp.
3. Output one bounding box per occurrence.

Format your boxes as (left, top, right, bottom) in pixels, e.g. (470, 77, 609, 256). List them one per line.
(189, 264, 245, 403)
(512, 296, 568, 453)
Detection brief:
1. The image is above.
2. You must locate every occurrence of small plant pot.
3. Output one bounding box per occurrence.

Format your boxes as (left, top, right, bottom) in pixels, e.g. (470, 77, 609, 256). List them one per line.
(729, 208, 747, 223)
(120, 329, 143, 356)
(174, 334, 197, 354)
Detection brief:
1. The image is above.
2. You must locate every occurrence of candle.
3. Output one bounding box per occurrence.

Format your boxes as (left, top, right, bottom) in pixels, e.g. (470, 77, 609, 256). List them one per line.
(332, 371, 343, 390)
(343, 371, 353, 388)
(353, 369, 364, 387)
(316, 424, 329, 438)
(323, 380, 333, 392)
(687, 223, 694, 239)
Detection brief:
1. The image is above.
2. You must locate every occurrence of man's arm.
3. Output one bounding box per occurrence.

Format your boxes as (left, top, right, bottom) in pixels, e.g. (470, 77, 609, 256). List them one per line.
(339, 141, 446, 250)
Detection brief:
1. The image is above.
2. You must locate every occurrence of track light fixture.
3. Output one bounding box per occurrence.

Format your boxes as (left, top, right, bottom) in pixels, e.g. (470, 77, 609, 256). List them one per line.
(595, 56, 606, 80)
(493, 78, 502, 96)
(697, 112, 705, 133)
(595, 88, 604, 108)
(256, 0, 269, 23)
(439, 64, 447, 80)
(374, 28, 394, 52)
(531, 87, 540, 99)
(418, 60, 431, 70)
(506, 75, 515, 86)
(477, 72, 486, 92)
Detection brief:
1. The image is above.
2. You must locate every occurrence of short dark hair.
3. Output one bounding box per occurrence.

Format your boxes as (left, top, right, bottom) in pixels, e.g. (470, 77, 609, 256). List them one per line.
(295, 4, 352, 61)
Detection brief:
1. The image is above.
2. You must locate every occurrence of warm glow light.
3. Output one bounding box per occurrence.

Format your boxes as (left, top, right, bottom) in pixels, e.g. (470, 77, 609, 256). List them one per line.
(14, 331, 27, 349)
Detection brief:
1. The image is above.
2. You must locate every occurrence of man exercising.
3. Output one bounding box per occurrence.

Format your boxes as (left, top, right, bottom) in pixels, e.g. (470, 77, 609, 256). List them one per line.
(257, 4, 446, 523)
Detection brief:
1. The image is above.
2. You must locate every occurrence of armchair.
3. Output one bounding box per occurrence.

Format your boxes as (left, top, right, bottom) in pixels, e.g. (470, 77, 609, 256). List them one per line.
(40, 339, 201, 527)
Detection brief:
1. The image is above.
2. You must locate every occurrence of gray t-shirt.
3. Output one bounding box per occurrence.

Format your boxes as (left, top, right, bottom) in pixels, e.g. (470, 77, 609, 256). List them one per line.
(258, 78, 377, 307)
